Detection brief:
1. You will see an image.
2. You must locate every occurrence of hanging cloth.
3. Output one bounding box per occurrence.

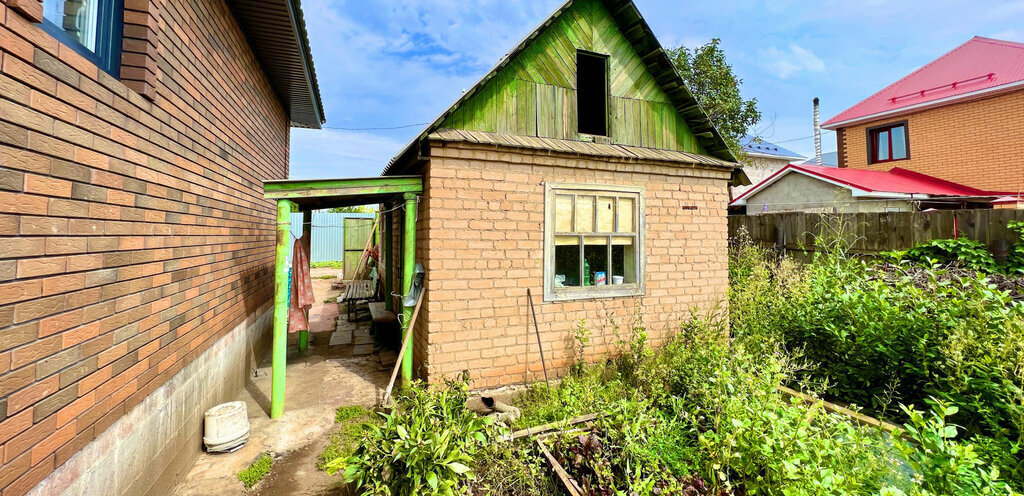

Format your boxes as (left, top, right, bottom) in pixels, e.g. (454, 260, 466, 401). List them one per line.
(288, 235, 314, 333)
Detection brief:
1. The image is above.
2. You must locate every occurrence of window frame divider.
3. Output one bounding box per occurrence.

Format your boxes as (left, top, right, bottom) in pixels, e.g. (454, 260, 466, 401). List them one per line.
(543, 182, 646, 302)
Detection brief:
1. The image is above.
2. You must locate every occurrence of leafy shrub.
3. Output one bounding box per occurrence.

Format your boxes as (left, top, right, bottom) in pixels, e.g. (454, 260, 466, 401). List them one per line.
(729, 228, 1024, 488)
(327, 377, 491, 495)
(238, 452, 273, 489)
(887, 238, 997, 272)
(895, 402, 1015, 495)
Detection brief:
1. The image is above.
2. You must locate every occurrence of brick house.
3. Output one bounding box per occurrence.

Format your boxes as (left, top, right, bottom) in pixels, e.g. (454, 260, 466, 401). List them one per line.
(380, 0, 742, 388)
(823, 37, 1024, 195)
(0, 0, 322, 494)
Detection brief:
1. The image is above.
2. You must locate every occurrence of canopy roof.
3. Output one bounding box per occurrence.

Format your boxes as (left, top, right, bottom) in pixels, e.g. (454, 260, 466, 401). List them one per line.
(263, 176, 422, 209)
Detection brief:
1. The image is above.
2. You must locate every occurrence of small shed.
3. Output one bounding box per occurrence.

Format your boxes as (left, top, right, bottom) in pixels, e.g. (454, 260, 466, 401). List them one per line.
(263, 0, 746, 408)
(731, 164, 1000, 214)
(378, 0, 743, 388)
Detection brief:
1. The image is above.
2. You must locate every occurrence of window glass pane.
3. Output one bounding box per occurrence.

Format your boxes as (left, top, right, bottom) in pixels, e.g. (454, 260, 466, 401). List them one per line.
(554, 195, 574, 233)
(612, 236, 636, 284)
(554, 236, 581, 287)
(876, 130, 889, 161)
(575, 196, 595, 233)
(583, 237, 609, 286)
(45, 0, 99, 51)
(890, 126, 907, 160)
(616, 197, 634, 233)
(596, 197, 614, 232)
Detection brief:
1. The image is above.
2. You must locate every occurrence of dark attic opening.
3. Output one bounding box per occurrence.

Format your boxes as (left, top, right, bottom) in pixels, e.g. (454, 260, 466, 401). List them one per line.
(577, 50, 608, 136)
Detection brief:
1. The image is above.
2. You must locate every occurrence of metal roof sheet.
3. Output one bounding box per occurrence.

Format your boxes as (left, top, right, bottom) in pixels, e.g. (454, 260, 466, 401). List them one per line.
(741, 135, 804, 160)
(823, 37, 1024, 129)
(731, 163, 1001, 206)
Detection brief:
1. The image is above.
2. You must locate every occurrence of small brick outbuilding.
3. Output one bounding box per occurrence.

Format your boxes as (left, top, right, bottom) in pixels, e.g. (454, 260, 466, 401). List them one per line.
(380, 0, 744, 388)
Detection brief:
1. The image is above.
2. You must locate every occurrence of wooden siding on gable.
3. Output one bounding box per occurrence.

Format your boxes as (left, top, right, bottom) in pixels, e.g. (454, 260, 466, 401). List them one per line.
(440, 0, 706, 154)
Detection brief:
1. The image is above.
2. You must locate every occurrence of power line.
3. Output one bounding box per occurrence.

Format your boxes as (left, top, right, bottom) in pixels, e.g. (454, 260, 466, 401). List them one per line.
(772, 129, 836, 144)
(322, 123, 429, 131)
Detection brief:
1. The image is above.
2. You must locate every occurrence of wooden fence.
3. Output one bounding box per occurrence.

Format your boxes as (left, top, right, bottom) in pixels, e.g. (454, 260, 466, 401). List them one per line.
(728, 209, 1024, 255)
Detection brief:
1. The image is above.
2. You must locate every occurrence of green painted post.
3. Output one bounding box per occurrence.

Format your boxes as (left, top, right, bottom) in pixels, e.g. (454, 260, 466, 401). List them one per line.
(298, 209, 311, 353)
(271, 200, 292, 419)
(383, 208, 393, 312)
(400, 194, 417, 385)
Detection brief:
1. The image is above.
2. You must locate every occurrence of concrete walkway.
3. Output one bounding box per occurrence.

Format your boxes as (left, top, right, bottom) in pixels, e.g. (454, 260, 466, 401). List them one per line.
(172, 271, 389, 496)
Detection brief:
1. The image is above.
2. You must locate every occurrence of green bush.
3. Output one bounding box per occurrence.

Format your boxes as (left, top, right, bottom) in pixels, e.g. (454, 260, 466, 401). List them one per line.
(887, 238, 997, 272)
(729, 228, 1024, 488)
(311, 261, 345, 269)
(326, 376, 492, 495)
(895, 402, 1015, 495)
(237, 452, 273, 489)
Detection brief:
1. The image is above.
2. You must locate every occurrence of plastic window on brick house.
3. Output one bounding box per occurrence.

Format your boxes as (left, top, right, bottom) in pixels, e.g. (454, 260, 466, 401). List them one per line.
(41, 0, 123, 75)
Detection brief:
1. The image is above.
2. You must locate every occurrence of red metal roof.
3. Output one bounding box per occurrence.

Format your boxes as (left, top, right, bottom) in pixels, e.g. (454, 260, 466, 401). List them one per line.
(823, 37, 1024, 128)
(731, 164, 996, 205)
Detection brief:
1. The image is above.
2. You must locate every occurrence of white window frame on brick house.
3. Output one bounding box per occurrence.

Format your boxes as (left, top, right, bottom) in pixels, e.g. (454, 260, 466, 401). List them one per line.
(543, 182, 645, 302)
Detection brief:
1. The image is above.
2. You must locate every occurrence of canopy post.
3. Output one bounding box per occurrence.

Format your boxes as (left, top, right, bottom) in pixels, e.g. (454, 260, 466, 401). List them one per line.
(383, 207, 393, 312)
(400, 193, 418, 385)
(299, 209, 312, 353)
(271, 199, 293, 419)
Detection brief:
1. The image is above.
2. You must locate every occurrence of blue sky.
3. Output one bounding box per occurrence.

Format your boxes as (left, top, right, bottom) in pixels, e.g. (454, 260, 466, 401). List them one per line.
(289, 0, 1024, 179)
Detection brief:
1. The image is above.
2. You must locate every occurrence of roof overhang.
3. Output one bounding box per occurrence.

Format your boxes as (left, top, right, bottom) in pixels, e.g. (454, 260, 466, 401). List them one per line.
(822, 80, 1024, 130)
(229, 0, 325, 129)
(264, 176, 422, 209)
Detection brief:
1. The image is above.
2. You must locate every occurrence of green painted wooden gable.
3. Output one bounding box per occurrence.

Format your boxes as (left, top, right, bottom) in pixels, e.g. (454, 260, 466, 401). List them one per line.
(439, 0, 706, 154)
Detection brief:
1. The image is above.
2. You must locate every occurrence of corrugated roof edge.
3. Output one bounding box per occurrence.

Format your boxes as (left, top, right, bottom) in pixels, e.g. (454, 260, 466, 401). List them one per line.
(427, 129, 738, 169)
(287, 0, 325, 128)
(381, 0, 736, 176)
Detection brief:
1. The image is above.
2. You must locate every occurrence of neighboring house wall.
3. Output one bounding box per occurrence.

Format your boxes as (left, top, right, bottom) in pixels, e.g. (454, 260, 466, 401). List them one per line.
(0, 1, 285, 495)
(417, 140, 730, 388)
(731, 155, 791, 199)
(744, 174, 912, 214)
(836, 90, 1024, 193)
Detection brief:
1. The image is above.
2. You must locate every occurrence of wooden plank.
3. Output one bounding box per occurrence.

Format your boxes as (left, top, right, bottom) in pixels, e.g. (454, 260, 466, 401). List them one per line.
(536, 438, 584, 496)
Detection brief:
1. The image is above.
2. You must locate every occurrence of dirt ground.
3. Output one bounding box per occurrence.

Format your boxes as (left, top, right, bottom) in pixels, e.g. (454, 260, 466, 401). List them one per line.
(171, 269, 389, 496)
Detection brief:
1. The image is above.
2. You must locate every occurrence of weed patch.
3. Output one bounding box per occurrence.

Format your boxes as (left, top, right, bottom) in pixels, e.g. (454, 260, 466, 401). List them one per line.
(318, 406, 375, 471)
(238, 452, 273, 489)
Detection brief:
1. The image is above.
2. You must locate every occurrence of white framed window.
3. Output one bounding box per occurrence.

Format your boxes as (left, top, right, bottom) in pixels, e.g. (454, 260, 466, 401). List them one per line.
(543, 182, 645, 301)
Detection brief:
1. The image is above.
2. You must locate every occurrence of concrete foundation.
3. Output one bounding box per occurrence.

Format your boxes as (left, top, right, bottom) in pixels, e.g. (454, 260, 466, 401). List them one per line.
(25, 308, 273, 496)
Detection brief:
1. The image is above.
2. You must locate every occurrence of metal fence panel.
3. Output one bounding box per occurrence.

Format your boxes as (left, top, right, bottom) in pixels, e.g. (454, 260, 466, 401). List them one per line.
(287, 212, 376, 265)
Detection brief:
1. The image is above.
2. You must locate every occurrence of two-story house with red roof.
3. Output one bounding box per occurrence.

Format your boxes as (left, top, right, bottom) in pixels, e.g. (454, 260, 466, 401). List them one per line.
(822, 36, 1024, 197)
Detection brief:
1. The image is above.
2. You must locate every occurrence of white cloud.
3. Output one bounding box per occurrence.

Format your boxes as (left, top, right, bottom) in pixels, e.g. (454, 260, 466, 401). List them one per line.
(758, 44, 826, 79)
(289, 129, 407, 179)
(990, 29, 1024, 43)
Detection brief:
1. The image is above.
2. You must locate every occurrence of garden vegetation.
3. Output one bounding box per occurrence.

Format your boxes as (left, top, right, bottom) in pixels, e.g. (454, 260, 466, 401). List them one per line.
(322, 221, 1024, 495)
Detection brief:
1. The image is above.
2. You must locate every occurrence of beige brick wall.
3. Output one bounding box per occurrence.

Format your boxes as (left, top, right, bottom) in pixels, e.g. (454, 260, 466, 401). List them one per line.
(836, 89, 1024, 193)
(415, 140, 731, 388)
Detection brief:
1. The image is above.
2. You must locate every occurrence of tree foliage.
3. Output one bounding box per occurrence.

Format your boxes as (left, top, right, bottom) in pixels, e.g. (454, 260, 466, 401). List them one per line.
(328, 205, 377, 214)
(666, 39, 761, 154)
